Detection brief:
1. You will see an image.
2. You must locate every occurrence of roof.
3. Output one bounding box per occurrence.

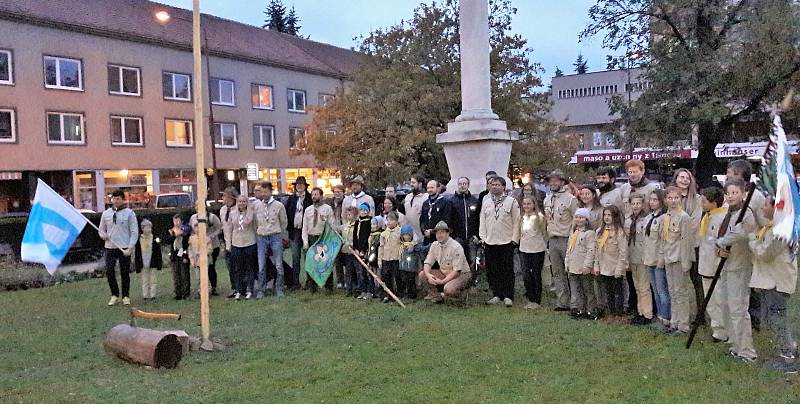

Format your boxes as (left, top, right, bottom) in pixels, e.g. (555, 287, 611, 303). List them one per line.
(0, 0, 363, 78)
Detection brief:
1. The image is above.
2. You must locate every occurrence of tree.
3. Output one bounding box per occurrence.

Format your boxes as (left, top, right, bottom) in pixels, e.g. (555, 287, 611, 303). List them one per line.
(285, 6, 301, 36)
(574, 54, 588, 74)
(554, 66, 564, 77)
(582, 0, 800, 186)
(262, 0, 286, 32)
(305, 0, 561, 186)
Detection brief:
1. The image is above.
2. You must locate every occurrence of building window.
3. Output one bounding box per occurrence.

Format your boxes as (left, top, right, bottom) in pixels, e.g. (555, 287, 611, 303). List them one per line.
(0, 109, 15, 142)
(44, 56, 82, 90)
(578, 133, 585, 149)
(253, 124, 275, 150)
(319, 93, 335, 107)
(0, 50, 12, 85)
(210, 78, 235, 106)
(47, 112, 85, 144)
(605, 134, 615, 147)
(165, 119, 193, 147)
(213, 122, 238, 149)
(111, 116, 143, 146)
(592, 132, 603, 147)
(162, 72, 191, 101)
(287, 89, 306, 113)
(251, 84, 274, 110)
(107, 64, 140, 96)
(289, 127, 306, 150)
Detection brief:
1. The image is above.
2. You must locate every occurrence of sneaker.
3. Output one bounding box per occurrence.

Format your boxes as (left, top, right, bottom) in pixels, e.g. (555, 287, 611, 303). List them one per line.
(485, 296, 501, 305)
(569, 309, 582, 318)
(668, 329, 687, 337)
(730, 350, 757, 363)
(357, 293, 367, 300)
(122, 297, 131, 306)
(336, 283, 344, 289)
(234, 292, 241, 301)
(211, 288, 218, 296)
(226, 291, 237, 299)
(245, 292, 252, 300)
(382, 297, 390, 304)
(583, 312, 599, 321)
(107, 296, 119, 306)
(524, 302, 540, 310)
(432, 294, 445, 304)
(712, 336, 729, 343)
(503, 298, 513, 307)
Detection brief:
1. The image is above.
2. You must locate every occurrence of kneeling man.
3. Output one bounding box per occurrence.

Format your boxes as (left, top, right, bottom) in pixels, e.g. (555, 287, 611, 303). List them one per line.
(418, 221, 472, 303)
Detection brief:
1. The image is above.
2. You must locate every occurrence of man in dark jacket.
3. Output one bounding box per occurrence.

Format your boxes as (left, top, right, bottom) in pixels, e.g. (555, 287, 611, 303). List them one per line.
(477, 170, 497, 214)
(284, 176, 312, 290)
(420, 180, 453, 245)
(450, 177, 480, 267)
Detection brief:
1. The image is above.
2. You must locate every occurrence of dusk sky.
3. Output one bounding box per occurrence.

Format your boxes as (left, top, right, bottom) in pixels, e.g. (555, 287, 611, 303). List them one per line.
(159, 0, 608, 87)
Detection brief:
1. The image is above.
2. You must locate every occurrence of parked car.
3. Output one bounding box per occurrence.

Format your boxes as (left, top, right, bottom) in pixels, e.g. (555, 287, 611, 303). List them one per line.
(154, 193, 193, 209)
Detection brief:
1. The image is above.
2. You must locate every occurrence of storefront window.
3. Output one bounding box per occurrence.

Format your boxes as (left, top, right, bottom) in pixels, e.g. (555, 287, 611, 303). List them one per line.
(103, 170, 153, 208)
(315, 169, 341, 195)
(284, 168, 313, 194)
(75, 171, 97, 211)
(159, 169, 197, 200)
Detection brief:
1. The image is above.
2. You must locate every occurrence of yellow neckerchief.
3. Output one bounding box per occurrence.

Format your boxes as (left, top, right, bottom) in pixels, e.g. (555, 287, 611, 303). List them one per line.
(699, 207, 727, 238)
(662, 207, 683, 241)
(598, 227, 610, 251)
(757, 220, 774, 241)
(567, 228, 581, 253)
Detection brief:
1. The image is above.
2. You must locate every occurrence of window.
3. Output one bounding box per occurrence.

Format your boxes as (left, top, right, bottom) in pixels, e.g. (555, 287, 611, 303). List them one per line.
(107, 64, 141, 96)
(578, 133, 585, 149)
(287, 89, 306, 113)
(213, 122, 238, 149)
(592, 132, 603, 147)
(210, 78, 235, 106)
(111, 116, 143, 146)
(0, 109, 15, 142)
(162, 72, 191, 101)
(47, 112, 85, 144)
(605, 134, 616, 147)
(253, 125, 275, 150)
(319, 93, 335, 107)
(251, 84, 273, 110)
(44, 56, 82, 90)
(165, 119, 193, 147)
(289, 127, 306, 150)
(0, 50, 12, 85)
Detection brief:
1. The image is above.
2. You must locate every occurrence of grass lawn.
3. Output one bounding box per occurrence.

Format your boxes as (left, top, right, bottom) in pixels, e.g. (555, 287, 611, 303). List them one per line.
(1, 262, 799, 403)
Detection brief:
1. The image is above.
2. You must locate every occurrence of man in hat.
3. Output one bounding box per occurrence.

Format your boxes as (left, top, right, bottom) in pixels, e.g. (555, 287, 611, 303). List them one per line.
(342, 175, 375, 222)
(419, 221, 472, 303)
(543, 170, 578, 312)
(285, 176, 312, 290)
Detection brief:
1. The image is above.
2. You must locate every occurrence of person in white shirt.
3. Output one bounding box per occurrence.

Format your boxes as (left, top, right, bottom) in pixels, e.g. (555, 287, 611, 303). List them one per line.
(98, 190, 139, 306)
(479, 176, 521, 307)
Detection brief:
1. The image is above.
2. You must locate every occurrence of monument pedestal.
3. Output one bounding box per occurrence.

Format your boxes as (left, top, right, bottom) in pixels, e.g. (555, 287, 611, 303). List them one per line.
(437, 119, 518, 194)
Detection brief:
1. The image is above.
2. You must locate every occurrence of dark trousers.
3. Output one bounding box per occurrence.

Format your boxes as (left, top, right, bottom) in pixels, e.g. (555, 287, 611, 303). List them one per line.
(397, 270, 418, 299)
(225, 253, 236, 293)
(598, 275, 625, 315)
(209, 247, 219, 289)
(231, 244, 257, 294)
(626, 271, 637, 312)
(344, 255, 359, 295)
(690, 247, 705, 323)
(358, 265, 377, 295)
(485, 243, 515, 299)
(335, 255, 345, 286)
(379, 260, 399, 297)
(105, 248, 131, 298)
(519, 251, 545, 304)
(171, 260, 190, 299)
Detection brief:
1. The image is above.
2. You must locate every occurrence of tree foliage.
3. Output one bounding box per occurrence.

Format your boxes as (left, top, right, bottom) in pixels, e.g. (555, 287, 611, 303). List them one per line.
(263, 0, 301, 36)
(582, 0, 800, 186)
(554, 66, 564, 77)
(285, 6, 301, 36)
(573, 54, 588, 74)
(305, 0, 562, 186)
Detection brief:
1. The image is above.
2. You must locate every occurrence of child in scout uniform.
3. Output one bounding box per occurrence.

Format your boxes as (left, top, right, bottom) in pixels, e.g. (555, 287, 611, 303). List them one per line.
(341, 206, 358, 297)
(397, 224, 421, 299)
(365, 216, 384, 300)
(188, 220, 213, 297)
(352, 203, 373, 299)
(662, 186, 696, 335)
(625, 193, 653, 325)
(134, 219, 162, 301)
(697, 186, 729, 343)
(565, 208, 597, 319)
(749, 196, 799, 372)
(715, 179, 758, 361)
(378, 211, 403, 303)
(643, 189, 669, 325)
(593, 205, 628, 317)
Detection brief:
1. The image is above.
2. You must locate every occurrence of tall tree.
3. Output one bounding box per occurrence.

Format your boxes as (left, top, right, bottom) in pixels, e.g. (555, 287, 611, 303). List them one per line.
(574, 54, 588, 74)
(554, 66, 564, 77)
(262, 0, 287, 32)
(285, 6, 301, 36)
(582, 0, 800, 186)
(305, 0, 562, 186)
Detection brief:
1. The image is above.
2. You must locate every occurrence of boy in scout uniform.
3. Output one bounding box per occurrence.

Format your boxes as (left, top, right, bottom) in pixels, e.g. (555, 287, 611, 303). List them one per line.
(543, 170, 578, 311)
(698, 186, 729, 343)
(662, 186, 696, 335)
(625, 193, 653, 325)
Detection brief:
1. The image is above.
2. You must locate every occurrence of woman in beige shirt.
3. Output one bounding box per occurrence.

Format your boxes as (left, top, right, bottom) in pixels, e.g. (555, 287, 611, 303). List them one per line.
(518, 196, 547, 309)
(227, 195, 257, 300)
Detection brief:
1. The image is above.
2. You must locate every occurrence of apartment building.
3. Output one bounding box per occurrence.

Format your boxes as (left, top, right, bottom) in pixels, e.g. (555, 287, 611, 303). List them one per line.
(0, 0, 362, 213)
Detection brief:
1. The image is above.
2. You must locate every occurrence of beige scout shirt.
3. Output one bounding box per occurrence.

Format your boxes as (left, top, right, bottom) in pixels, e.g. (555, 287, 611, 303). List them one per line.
(566, 229, 596, 274)
(190, 212, 223, 249)
(544, 190, 578, 238)
(255, 197, 288, 236)
(219, 203, 235, 249)
(682, 193, 703, 248)
(227, 206, 257, 249)
(641, 212, 664, 268)
(340, 221, 355, 256)
(624, 213, 648, 266)
(587, 205, 603, 231)
(661, 208, 694, 270)
(716, 207, 757, 273)
(749, 224, 798, 294)
(519, 213, 547, 253)
(594, 228, 628, 277)
(301, 203, 334, 245)
(479, 195, 521, 245)
(378, 225, 403, 262)
(599, 187, 625, 213)
(697, 208, 727, 277)
(620, 181, 661, 218)
(424, 237, 470, 275)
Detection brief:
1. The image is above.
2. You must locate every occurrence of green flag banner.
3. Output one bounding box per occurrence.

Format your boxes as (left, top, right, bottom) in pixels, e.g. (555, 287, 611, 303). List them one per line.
(304, 223, 343, 287)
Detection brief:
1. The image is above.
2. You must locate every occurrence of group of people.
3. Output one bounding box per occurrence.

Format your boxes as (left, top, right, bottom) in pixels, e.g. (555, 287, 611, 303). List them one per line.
(97, 158, 797, 371)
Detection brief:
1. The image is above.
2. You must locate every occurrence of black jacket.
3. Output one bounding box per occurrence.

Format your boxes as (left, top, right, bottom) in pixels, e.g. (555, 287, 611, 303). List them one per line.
(285, 191, 312, 239)
(420, 194, 453, 244)
(450, 191, 480, 241)
(352, 216, 372, 255)
(478, 190, 490, 214)
(134, 235, 163, 272)
(167, 224, 192, 263)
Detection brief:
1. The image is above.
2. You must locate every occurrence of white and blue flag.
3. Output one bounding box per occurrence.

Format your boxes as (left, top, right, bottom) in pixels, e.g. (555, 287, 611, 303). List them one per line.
(21, 179, 87, 274)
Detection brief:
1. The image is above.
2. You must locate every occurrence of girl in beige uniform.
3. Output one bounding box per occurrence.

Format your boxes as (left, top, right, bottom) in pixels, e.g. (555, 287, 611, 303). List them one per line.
(593, 205, 628, 317)
(566, 208, 597, 319)
(643, 189, 669, 325)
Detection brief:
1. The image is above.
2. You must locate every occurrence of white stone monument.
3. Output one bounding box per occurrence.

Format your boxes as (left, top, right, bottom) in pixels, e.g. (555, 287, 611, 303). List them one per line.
(437, 0, 518, 194)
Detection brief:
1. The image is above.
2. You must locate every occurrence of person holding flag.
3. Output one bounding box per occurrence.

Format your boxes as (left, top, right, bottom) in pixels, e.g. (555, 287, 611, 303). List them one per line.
(302, 187, 334, 292)
(98, 190, 139, 306)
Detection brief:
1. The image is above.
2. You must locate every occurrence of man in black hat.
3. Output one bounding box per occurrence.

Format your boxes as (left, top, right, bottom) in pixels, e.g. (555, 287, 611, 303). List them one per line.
(342, 175, 375, 221)
(285, 176, 312, 290)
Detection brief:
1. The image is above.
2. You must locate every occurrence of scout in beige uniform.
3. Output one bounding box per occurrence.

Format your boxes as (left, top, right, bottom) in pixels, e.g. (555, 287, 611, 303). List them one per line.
(302, 187, 335, 292)
(518, 196, 547, 310)
(565, 208, 597, 319)
(593, 205, 628, 317)
(418, 221, 472, 303)
(480, 176, 521, 307)
(595, 167, 625, 213)
(543, 170, 578, 311)
(625, 193, 653, 325)
(715, 179, 759, 361)
(577, 184, 603, 230)
(619, 159, 662, 218)
(254, 181, 288, 298)
(697, 187, 729, 342)
(378, 211, 403, 303)
(643, 190, 669, 323)
(672, 168, 704, 325)
(662, 186, 696, 334)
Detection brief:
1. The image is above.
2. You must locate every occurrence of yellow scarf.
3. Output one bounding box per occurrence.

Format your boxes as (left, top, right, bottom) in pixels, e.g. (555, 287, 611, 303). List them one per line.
(757, 220, 774, 241)
(598, 228, 610, 251)
(662, 208, 683, 241)
(567, 229, 580, 253)
(699, 207, 727, 238)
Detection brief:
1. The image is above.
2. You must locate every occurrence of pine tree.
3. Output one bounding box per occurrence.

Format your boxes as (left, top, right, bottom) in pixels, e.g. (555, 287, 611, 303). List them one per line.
(573, 54, 588, 74)
(262, 0, 287, 32)
(285, 6, 301, 36)
(554, 66, 564, 77)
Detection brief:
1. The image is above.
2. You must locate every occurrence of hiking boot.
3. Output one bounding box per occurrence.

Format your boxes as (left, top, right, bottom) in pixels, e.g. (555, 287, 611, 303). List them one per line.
(431, 294, 444, 304)
(107, 296, 119, 306)
(121, 297, 131, 306)
(524, 302, 540, 310)
(485, 296, 501, 305)
(503, 298, 513, 307)
(424, 293, 439, 301)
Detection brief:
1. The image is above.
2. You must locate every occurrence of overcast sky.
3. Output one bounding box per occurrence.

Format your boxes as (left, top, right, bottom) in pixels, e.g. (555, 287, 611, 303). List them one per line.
(158, 0, 608, 86)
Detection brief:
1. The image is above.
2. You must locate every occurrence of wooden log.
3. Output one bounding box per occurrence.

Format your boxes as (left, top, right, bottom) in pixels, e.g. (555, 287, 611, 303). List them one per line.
(103, 324, 183, 369)
(162, 330, 190, 355)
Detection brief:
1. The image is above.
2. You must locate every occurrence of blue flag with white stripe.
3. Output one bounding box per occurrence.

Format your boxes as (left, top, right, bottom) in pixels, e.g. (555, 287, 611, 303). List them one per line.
(21, 179, 87, 274)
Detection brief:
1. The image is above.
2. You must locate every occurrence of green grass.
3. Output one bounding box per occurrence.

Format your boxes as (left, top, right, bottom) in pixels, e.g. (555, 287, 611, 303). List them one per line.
(1, 263, 799, 403)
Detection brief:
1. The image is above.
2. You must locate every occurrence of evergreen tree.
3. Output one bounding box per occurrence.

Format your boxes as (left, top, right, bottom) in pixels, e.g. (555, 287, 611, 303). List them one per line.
(262, 0, 287, 32)
(285, 6, 301, 36)
(573, 54, 588, 74)
(554, 66, 564, 77)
